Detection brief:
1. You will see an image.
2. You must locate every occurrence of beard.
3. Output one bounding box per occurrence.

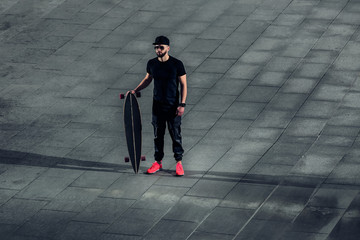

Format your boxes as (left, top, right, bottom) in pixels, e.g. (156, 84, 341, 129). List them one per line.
(156, 50, 167, 58)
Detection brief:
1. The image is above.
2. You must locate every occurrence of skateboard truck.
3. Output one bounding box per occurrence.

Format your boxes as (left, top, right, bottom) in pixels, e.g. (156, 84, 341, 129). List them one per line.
(120, 92, 141, 99)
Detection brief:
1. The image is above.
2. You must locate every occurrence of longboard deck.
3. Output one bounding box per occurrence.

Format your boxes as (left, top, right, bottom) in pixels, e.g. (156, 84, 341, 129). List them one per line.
(123, 93, 142, 173)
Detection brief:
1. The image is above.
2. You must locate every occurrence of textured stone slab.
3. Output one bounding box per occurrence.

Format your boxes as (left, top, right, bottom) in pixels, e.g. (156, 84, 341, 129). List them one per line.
(296, 100, 339, 118)
(308, 187, 358, 209)
(197, 207, 253, 235)
(164, 196, 220, 223)
(132, 185, 189, 210)
(178, 52, 209, 70)
(234, 219, 290, 240)
(145, 219, 197, 240)
(70, 171, 119, 189)
(326, 162, 360, 185)
(315, 135, 355, 147)
(322, 70, 358, 86)
(39, 127, 96, 148)
(182, 111, 222, 130)
(74, 197, 134, 224)
(247, 163, 293, 183)
(293, 62, 329, 79)
(344, 193, 360, 218)
(328, 108, 360, 127)
(230, 139, 273, 156)
(188, 231, 234, 240)
(186, 178, 237, 199)
(251, 71, 290, 87)
(0, 165, 46, 190)
(279, 231, 328, 240)
(15, 174, 79, 200)
(264, 57, 300, 72)
(66, 136, 118, 160)
(254, 186, 314, 222)
(322, 125, 360, 137)
(307, 144, 349, 157)
(266, 93, 307, 111)
(0, 198, 48, 225)
(305, 49, 339, 64)
(186, 72, 223, 88)
(174, 22, 210, 34)
(343, 92, 360, 108)
(57, 221, 108, 240)
(327, 217, 360, 240)
(210, 152, 260, 175)
(223, 32, 260, 47)
(220, 183, 275, 209)
(226, 63, 262, 79)
(209, 78, 249, 95)
(243, 127, 283, 140)
(184, 39, 222, 53)
(223, 102, 266, 120)
(291, 154, 343, 177)
(290, 207, 344, 234)
(44, 187, 103, 212)
(198, 26, 235, 40)
(210, 44, 247, 59)
(15, 210, 77, 239)
(106, 208, 165, 236)
(196, 58, 236, 74)
(253, 110, 294, 128)
(239, 50, 273, 64)
(259, 152, 301, 166)
(0, 188, 18, 205)
(284, 117, 327, 137)
(203, 118, 251, 140)
(237, 86, 279, 103)
(192, 94, 237, 112)
(100, 233, 142, 240)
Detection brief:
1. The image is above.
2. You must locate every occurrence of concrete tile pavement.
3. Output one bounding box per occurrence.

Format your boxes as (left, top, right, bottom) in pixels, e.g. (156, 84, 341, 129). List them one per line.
(1, 0, 360, 239)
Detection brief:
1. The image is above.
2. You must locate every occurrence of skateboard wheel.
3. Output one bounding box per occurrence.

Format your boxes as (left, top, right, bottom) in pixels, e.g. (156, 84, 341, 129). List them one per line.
(141, 156, 146, 161)
(136, 92, 141, 98)
(119, 94, 125, 99)
(124, 157, 129, 162)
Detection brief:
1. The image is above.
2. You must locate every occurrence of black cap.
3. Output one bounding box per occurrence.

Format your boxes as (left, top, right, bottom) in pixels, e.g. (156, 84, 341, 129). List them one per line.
(153, 36, 170, 46)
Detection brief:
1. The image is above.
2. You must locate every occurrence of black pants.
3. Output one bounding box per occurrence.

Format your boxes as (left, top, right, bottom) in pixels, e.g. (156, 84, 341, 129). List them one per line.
(152, 114, 184, 162)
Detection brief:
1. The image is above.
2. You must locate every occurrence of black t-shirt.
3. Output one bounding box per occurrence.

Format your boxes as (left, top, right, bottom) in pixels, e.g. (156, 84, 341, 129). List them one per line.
(146, 56, 186, 112)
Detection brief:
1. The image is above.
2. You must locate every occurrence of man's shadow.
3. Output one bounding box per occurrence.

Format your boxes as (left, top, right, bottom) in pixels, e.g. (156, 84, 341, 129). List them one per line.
(0, 148, 133, 173)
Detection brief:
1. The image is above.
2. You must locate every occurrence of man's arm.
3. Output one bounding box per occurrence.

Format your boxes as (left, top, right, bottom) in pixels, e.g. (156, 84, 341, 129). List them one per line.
(132, 73, 153, 93)
(177, 74, 187, 117)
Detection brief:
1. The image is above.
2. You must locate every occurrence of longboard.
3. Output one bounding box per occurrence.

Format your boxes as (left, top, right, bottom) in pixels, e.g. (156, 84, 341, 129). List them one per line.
(120, 92, 145, 173)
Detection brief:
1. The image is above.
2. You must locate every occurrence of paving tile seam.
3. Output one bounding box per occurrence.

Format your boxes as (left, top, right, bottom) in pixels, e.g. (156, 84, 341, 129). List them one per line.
(2, 0, 360, 239)
(133, 203, 176, 238)
(183, 204, 220, 240)
(183, 2, 282, 116)
(179, 148, 234, 193)
(265, 20, 359, 175)
(231, 184, 280, 240)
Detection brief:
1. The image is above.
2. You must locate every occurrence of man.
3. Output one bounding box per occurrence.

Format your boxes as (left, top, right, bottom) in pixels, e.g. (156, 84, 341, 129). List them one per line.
(130, 36, 187, 176)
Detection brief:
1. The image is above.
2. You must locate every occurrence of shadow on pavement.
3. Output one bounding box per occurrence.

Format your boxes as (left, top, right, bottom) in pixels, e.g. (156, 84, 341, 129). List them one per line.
(0, 149, 332, 188)
(0, 148, 131, 173)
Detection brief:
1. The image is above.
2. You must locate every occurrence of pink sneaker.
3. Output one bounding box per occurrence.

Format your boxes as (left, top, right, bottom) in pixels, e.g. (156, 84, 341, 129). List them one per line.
(176, 162, 184, 176)
(147, 161, 162, 174)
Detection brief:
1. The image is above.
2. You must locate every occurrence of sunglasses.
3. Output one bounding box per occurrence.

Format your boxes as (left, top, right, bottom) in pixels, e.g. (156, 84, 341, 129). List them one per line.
(154, 45, 165, 50)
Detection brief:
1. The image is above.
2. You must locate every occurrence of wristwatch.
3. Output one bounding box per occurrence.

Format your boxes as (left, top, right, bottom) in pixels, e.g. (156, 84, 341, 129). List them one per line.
(179, 103, 186, 107)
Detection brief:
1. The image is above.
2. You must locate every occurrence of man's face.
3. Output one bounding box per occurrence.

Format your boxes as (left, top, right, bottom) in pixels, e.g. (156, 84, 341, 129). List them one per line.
(154, 44, 169, 58)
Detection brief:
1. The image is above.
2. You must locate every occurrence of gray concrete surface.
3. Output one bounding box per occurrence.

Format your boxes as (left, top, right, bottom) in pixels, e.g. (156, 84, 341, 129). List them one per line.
(1, 0, 360, 239)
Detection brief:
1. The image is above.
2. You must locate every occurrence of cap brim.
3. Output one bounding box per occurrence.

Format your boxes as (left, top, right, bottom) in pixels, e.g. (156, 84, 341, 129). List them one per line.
(153, 42, 169, 45)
